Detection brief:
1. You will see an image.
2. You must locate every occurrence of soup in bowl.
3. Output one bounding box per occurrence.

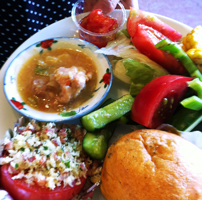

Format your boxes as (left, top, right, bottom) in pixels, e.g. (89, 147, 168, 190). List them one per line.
(4, 37, 112, 122)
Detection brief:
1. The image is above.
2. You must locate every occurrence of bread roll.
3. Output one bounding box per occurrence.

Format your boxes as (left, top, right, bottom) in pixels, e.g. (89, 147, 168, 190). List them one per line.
(101, 129, 202, 200)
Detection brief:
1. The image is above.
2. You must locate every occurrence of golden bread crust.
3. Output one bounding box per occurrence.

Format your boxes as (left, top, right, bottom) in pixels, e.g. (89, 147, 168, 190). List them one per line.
(100, 129, 202, 200)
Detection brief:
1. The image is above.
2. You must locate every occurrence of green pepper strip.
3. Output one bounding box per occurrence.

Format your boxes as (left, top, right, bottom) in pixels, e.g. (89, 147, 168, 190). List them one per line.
(187, 78, 202, 98)
(181, 96, 202, 110)
(82, 96, 135, 160)
(168, 106, 202, 132)
(82, 121, 116, 160)
(180, 78, 202, 110)
(155, 38, 202, 81)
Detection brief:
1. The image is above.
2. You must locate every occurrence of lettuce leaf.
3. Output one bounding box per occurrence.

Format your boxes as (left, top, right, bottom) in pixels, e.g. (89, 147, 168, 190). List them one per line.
(96, 30, 169, 96)
(123, 59, 159, 96)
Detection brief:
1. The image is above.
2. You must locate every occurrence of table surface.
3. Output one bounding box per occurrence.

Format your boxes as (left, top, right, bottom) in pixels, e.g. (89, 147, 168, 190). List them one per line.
(139, 0, 202, 28)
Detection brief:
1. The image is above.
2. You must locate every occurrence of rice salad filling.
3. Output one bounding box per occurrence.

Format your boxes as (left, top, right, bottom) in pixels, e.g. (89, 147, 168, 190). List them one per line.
(0, 120, 90, 190)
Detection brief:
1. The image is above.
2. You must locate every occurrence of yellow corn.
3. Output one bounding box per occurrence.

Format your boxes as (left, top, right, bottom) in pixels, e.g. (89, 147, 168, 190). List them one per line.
(182, 25, 202, 51)
(181, 25, 202, 65)
(186, 48, 202, 65)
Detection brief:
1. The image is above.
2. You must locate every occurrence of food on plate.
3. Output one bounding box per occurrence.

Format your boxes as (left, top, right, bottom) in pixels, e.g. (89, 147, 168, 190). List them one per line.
(155, 38, 202, 111)
(80, 9, 118, 34)
(155, 38, 202, 81)
(79, 9, 118, 48)
(127, 8, 182, 41)
(126, 8, 186, 75)
(131, 75, 192, 128)
(0, 119, 92, 200)
(131, 24, 186, 74)
(182, 25, 202, 65)
(96, 31, 169, 96)
(121, 58, 168, 96)
(81, 94, 134, 132)
(82, 96, 136, 160)
(17, 47, 97, 113)
(82, 121, 116, 160)
(180, 78, 202, 110)
(100, 129, 202, 200)
(168, 104, 202, 132)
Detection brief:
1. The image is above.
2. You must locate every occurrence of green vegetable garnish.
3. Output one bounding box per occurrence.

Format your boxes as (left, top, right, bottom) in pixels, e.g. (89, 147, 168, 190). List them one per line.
(123, 59, 155, 96)
(180, 78, 202, 110)
(15, 163, 19, 169)
(43, 146, 48, 150)
(34, 65, 52, 76)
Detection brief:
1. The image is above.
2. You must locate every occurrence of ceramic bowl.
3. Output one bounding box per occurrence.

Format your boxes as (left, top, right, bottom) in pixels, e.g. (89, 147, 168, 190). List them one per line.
(71, 0, 126, 48)
(4, 37, 112, 123)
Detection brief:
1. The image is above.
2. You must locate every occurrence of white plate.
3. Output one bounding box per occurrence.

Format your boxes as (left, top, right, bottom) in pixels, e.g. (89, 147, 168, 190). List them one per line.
(0, 10, 192, 199)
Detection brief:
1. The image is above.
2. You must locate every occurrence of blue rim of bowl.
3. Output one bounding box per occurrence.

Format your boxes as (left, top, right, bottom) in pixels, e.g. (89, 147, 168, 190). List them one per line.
(3, 36, 113, 123)
(71, 0, 126, 37)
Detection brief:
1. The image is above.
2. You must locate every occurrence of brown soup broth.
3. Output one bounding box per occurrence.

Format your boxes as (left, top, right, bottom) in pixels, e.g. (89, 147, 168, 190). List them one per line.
(17, 48, 98, 113)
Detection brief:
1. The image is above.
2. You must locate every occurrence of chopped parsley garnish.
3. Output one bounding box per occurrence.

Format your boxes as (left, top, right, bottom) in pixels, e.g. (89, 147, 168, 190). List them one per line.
(62, 160, 70, 168)
(65, 160, 70, 168)
(20, 147, 25, 151)
(43, 146, 48, 150)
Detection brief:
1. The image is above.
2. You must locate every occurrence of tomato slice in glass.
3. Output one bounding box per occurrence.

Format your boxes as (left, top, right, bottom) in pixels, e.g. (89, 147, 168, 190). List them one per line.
(1, 164, 87, 200)
(131, 24, 186, 75)
(131, 75, 192, 128)
(80, 9, 118, 33)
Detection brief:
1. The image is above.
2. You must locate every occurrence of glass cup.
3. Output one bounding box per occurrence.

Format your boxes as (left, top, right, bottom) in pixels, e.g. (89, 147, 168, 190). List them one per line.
(71, 0, 126, 48)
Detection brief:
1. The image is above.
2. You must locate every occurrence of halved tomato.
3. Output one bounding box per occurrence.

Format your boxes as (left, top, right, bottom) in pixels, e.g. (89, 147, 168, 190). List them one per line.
(1, 164, 87, 200)
(131, 24, 186, 75)
(131, 75, 192, 128)
(127, 8, 182, 41)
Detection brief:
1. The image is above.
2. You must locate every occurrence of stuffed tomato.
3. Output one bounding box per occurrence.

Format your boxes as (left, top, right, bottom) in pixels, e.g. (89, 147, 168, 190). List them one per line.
(0, 121, 91, 200)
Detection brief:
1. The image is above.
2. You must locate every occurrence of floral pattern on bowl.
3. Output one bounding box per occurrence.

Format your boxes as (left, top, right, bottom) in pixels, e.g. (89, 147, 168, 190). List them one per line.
(4, 37, 112, 123)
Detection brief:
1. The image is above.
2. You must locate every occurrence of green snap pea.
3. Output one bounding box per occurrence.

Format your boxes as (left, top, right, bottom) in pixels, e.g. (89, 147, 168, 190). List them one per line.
(81, 94, 134, 132)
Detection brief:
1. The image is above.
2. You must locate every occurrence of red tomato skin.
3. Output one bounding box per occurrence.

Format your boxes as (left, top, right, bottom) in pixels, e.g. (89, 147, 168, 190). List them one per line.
(1, 165, 87, 200)
(131, 24, 186, 75)
(79, 9, 118, 48)
(81, 9, 118, 34)
(131, 75, 192, 128)
(127, 7, 182, 41)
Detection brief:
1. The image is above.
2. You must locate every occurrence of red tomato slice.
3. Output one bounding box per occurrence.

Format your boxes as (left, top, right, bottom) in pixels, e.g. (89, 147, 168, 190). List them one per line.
(131, 24, 186, 75)
(1, 164, 87, 200)
(127, 8, 182, 41)
(131, 75, 192, 128)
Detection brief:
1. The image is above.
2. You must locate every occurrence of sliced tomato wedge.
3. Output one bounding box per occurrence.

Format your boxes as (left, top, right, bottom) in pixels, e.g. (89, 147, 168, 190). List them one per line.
(131, 24, 186, 75)
(127, 8, 182, 41)
(131, 75, 192, 128)
(1, 164, 87, 200)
